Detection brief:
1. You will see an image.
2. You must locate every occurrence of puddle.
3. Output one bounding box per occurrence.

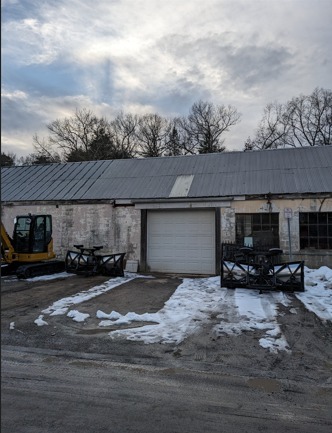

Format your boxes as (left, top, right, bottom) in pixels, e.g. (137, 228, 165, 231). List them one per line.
(247, 377, 282, 392)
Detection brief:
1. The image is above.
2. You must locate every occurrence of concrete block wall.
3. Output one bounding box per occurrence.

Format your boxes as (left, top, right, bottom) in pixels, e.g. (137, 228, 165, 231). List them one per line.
(1, 203, 141, 263)
(2, 196, 331, 272)
(220, 197, 332, 268)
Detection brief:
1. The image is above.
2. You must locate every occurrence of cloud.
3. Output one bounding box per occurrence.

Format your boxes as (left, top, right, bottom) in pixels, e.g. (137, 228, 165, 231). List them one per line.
(2, 0, 332, 156)
(1, 89, 118, 156)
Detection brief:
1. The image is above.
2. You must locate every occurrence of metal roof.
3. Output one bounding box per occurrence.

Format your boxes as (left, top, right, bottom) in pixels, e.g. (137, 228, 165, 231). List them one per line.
(1, 146, 332, 202)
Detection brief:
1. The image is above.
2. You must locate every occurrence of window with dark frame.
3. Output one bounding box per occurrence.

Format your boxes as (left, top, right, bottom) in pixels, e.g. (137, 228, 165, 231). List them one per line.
(235, 213, 280, 247)
(299, 212, 332, 250)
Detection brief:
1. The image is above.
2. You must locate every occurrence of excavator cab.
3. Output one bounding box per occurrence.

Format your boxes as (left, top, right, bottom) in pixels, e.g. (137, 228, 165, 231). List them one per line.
(1, 214, 64, 278)
(12, 215, 52, 254)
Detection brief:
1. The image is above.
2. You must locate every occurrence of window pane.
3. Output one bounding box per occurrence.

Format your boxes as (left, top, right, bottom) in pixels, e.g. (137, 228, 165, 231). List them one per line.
(300, 237, 308, 249)
(308, 225, 318, 237)
(317, 213, 327, 224)
(318, 238, 328, 249)
(308, 238, 319, 249)
(299, 213, 307, 224)
(261, 214, 270, 225)
(308, 213, 317, 224)
(318, 225, 328, 236)
(252, 214, 261, 226)
(300, 224, 308, 237)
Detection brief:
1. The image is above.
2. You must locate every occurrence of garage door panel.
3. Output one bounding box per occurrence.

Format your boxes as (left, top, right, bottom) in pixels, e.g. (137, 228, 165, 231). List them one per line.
(147, 210, 215, 274)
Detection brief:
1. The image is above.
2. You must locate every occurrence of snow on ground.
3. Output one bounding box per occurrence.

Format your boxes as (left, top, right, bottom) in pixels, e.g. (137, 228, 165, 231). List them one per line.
(109, 276, 225, 345)
(31, 273, 151, 325)
(41, 272, 144, 316)
(23, 267, 332, 353)
(295, 266, 332, 322)
(213, 289, 293, 353)
(2, 271, 75, 284)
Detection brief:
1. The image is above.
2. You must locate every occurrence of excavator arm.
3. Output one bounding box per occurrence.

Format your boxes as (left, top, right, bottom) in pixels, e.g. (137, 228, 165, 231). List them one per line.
(1, 222, 17, 264)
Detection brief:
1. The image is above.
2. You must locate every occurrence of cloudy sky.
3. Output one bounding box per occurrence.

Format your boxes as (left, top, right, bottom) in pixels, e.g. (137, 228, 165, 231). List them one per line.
(2, 0, 331, 158)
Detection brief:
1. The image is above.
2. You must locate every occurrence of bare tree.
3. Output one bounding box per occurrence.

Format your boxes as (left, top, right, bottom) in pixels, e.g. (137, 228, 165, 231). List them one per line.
(33, 108, 115, 162)
(136, 114, 172, 157)
(181, 101, 241, 154)
(110, 112, 139, 158)
(248, 88, 332, 150)
(286, 88, 332, 147)
(31, 133, 63, 162)
(29, 100, 243, 163)
(250, 102, 290, 150)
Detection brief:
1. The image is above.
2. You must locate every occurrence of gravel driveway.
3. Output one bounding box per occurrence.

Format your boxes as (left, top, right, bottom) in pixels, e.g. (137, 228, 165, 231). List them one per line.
(1, 272, 332, 384)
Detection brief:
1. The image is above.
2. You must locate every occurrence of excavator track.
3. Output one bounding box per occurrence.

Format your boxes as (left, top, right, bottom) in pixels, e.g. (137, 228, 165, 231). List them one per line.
(15, 260, 65, 279)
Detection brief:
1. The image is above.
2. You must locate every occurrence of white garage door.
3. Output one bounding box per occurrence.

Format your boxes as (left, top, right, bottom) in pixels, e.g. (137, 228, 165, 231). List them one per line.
(147, 210, 215, 274)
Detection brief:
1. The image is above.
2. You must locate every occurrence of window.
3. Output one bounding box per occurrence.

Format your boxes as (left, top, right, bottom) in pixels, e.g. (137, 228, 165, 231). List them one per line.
(13, 216, 32, 253)
(32, 216, 46, 252)
(299, 212, 332, 250)
(236, 213, 279, 247)
(32, 215, 52, 253)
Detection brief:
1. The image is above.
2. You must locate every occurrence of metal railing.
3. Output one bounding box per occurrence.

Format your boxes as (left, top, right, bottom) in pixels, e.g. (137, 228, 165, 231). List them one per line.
(65, 245, 126, 277)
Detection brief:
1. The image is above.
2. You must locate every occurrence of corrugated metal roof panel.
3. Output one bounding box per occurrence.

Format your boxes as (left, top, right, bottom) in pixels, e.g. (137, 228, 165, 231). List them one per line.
(1, 146, 332, 202)
(81, 175, 175, 199)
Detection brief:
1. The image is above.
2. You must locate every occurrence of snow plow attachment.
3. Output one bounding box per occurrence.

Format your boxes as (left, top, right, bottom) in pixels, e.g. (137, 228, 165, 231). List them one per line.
(65, 245, 126, 277)
(221, 244, 304, 292)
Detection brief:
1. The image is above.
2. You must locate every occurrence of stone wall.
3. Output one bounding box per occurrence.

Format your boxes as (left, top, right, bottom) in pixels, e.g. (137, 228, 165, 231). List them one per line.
(2, 196, 331, 271)
(1, 203, 141, 262)
(220, 197, 332, 268)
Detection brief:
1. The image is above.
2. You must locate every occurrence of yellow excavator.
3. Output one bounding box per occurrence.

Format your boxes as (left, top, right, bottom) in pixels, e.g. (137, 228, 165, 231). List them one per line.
(1, 214, 64, 278)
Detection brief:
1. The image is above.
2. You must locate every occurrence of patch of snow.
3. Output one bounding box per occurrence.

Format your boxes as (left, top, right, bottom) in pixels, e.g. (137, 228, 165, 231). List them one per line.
(42, 275, 136, 316)
(34, 315, 48, 326)
(67, 310, 90, 322)
(109, 276, 227, 344)
(96, 310, 122, 320)
(296, 266, 332, 322)
(31, 267, 331, 354)
(26, 272, 75, 282)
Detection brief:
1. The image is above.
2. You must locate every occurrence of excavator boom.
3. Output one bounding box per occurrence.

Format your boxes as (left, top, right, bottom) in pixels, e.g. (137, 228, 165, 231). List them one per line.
(1, 222, 17, 263)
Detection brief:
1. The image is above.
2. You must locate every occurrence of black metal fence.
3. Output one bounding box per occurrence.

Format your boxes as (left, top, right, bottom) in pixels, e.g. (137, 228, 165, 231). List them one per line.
(220, 242, 304, 292)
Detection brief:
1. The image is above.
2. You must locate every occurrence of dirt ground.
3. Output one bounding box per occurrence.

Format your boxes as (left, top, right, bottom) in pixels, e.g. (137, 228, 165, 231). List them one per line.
(1, 272, 332, 388)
